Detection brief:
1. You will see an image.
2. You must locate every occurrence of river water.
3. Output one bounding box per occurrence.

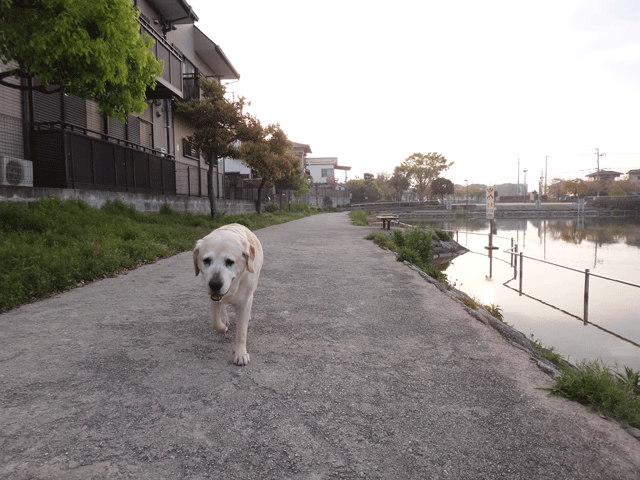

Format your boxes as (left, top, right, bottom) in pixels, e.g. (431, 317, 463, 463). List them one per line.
(410, 215, 640, 372)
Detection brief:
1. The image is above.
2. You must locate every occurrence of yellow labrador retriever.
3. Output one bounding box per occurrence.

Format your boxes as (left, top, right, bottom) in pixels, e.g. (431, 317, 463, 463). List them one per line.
(193, 224, 263, 365)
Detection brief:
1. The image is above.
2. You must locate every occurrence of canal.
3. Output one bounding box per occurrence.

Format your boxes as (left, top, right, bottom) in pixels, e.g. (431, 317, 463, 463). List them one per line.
(411, 215, 640, 372)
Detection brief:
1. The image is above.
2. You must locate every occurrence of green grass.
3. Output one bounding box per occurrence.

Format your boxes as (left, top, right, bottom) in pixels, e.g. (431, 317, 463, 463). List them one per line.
(0, 197, 334, 312)
(349, 209, 370, 226)
(365, 226, 449, 284)
(548, 361, 640, 429)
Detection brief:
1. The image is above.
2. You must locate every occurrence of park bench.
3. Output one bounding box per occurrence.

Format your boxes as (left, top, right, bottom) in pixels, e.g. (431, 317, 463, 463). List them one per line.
(377, 214, 399, 230)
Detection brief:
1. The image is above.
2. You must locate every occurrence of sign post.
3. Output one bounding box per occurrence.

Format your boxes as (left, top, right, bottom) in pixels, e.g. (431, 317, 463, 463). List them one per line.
(484, 186, 498, 278)
(486, 186, 495, 219)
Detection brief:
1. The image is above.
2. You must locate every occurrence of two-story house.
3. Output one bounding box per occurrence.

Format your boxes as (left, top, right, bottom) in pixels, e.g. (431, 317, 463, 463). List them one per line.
(0, 0, 239, 207)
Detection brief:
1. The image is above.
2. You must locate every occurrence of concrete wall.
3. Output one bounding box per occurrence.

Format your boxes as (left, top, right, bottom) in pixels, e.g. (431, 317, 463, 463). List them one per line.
(0, 185, 256, 215)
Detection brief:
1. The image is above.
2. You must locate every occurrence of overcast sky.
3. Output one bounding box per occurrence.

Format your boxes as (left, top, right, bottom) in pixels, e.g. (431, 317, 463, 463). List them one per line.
(188, 0, 640, 190)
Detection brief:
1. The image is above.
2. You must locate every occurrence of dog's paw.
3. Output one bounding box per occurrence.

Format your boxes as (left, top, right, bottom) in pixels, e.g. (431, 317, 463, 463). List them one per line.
(233, 350, 250, 366)
(212, 321, 228, 334)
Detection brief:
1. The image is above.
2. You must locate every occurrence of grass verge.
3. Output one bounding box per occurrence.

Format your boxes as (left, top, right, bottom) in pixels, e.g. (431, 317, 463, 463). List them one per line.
(364, 226, 449, 285)
(548, 361, 640, 429)
(348, 209, 370, 226)
(0, 197, 334, 313)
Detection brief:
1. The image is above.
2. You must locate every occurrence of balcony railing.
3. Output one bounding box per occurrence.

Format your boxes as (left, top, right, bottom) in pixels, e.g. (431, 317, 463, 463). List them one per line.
(139, 17, 183, 98)
(30, 122, 176, 195)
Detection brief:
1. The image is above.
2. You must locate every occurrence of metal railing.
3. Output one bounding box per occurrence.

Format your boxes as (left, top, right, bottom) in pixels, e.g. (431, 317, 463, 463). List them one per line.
(504, 245, 640, 325)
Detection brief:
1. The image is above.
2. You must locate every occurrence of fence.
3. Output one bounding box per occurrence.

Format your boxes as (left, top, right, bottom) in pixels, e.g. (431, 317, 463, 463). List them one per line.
(503, 245, 640, 325)
(0, 113, 25, 160)
(30, 122, 176, 195)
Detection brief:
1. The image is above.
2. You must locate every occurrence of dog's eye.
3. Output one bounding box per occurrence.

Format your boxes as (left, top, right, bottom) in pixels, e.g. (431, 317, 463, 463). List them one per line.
(203, 258, 212, 266)
(225, 259, 235, 268)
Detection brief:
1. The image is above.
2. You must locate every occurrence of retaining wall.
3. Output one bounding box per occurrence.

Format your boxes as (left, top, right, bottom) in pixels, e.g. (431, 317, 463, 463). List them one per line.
(0, 185, 256, 215)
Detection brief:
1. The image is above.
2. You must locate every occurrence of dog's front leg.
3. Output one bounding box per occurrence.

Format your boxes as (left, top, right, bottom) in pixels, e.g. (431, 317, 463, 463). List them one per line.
(210, 300, 229, 333)
(232, 295, 253, 366)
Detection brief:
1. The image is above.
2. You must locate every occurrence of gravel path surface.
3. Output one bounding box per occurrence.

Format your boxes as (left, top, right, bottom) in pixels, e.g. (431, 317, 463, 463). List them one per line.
(1, 212, 639, 479)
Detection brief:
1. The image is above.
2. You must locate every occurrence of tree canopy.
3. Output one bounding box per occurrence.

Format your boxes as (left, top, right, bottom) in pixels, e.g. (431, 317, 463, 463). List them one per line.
(562, 178, 588, 197)
(431, 177, 454, 200)
(389, 166, 411, 201)
(400, 152, 453, 200)
(176, 78, 249, 219)
(0, 0, 162, 121)
(239, 121, 301, 214)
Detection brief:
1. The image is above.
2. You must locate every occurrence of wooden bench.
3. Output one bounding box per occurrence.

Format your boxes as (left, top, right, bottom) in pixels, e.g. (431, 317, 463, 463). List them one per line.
(377, 214, 399, 230)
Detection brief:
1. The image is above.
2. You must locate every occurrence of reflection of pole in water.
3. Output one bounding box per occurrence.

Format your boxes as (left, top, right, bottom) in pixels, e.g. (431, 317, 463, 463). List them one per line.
(485, 219, 499, 279)
(544, 220, 547, 261)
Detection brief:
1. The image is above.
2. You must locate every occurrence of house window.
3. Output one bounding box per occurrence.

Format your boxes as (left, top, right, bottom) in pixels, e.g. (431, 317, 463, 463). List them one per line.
(183, 138, 199, 159)
(321, 168, 334, 178)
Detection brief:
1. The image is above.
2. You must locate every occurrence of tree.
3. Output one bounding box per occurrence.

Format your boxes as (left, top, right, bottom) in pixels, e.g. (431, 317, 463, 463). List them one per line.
(273, 153, 308, 210)
(389, 165, 410, 201)
(400, 152, 453, 200)
(239, 122, 301, 215)
(562, 178, 588, 198)
(176, 78, 249, 220)
(548, 178, 564, 201)
(347, 176, 380, 203)
(431, 177, 454, 201)
(0, 0, 163, 121)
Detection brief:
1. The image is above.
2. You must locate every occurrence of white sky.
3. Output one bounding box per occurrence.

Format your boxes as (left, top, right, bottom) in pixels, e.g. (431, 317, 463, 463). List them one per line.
(188, 0, 640, 190)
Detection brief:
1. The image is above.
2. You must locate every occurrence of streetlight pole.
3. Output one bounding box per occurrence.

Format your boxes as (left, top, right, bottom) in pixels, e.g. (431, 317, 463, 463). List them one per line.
(523, 168, 528, 203)
(544, 155, 550, 199)
(465, 179, 468, 206)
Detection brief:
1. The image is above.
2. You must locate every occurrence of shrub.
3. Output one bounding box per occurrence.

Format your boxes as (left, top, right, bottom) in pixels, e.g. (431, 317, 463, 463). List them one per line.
(349, 209, 369, 226)
(435, 229, 451, 241)
(391, 228, 405, 247)
(323, 196, 333, 207)
(549, 361, 640, 429)
(264, 202, 279, 213)
(365, 232, 393, 249)
(402, 226, 433, 267)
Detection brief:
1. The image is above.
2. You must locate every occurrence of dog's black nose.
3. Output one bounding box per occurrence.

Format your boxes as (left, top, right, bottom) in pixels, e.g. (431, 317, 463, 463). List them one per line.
(209, 278, 223, 293)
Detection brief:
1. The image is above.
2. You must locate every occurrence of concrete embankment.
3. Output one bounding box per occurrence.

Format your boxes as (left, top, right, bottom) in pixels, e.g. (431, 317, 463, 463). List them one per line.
(1, 212, 639, 479)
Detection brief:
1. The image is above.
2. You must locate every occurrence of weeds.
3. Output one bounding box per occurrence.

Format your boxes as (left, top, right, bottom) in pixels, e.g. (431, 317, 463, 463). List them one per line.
(364, 226, 449, 285)
(349, 209, 370, 226)
(0, 197, 332, 312)
(548, 361, 640, 429)
(484, 303, 503, 321)
(434, 229, 451, 241)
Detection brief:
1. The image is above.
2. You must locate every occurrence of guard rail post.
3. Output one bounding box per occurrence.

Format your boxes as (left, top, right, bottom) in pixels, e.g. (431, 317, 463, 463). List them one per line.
(519, 252, 524, 296)
(584, 268, 590, 325)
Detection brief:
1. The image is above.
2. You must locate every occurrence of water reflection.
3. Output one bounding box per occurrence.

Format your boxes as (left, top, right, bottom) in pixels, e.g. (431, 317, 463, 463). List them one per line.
(409, 215, 640, 371)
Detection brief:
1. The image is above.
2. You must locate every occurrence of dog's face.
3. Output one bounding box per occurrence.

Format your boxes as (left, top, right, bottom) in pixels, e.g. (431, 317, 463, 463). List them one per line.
(193, 231, 256, 303)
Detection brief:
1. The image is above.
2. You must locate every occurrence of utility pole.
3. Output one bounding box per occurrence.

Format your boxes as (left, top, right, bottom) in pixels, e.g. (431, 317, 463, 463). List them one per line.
(544, 155, 550, 198)
(523, 168, 528, 203)
(517, 153, 520, 197)
(595, 148, 605, 198)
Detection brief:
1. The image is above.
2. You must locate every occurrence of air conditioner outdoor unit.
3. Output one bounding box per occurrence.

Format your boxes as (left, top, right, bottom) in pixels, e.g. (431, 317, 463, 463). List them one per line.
(0, 156, 33, 187)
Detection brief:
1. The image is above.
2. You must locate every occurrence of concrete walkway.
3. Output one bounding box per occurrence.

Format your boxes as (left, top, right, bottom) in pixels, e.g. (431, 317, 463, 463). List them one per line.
(1, 212, 639, 479)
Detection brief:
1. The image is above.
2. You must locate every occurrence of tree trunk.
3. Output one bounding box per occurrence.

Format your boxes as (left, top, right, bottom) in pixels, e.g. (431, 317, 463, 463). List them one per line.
(208, 159, 217, 221)
(255, 177, 266, 215)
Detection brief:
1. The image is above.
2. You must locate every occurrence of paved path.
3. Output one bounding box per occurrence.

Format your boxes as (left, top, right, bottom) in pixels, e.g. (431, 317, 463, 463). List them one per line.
(1, 212, 639, 479)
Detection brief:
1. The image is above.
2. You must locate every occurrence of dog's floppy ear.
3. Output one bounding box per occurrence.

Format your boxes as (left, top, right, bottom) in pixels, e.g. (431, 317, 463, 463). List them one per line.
(193, 248, 200, 276)
(193, 239, 203, 276)
(243, 243, 257, 273)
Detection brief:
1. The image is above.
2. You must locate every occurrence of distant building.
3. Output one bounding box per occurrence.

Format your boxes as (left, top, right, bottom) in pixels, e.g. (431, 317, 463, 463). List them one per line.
(627, 168, 640, 183)
(292, 142, 312, 170)
(306, 157, 351, 184)
(585, 170, 623, 182)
